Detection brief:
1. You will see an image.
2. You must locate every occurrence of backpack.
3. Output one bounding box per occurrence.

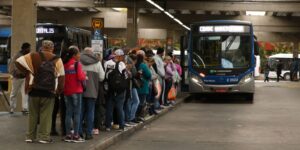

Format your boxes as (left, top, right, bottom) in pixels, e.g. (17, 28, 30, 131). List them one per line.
(107, 61, 128, 94)
(33, 52, 58, 92)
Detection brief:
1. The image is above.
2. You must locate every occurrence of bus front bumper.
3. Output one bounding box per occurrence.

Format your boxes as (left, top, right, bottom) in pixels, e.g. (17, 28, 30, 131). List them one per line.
(189, 77, 255, 94)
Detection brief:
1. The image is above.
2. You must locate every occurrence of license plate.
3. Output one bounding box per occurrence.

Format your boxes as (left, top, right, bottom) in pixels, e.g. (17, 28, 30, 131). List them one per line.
(215, 88, 228, 93)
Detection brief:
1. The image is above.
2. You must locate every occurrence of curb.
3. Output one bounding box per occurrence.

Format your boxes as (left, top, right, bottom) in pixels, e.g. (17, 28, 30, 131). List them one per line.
(88, 93, 190, 150)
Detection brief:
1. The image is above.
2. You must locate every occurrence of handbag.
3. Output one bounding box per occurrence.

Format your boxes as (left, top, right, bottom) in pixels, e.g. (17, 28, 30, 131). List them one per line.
(133, 78, 143, 88)
(168, 84, 177, 101)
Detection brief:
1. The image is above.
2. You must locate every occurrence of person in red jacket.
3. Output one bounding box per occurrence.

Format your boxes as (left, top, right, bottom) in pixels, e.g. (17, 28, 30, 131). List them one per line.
(63, 46, 86, 143)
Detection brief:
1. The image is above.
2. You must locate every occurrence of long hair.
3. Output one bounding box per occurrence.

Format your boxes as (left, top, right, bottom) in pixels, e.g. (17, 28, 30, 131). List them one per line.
(62, 46, 79, 64)
(135, 54, 144, 69)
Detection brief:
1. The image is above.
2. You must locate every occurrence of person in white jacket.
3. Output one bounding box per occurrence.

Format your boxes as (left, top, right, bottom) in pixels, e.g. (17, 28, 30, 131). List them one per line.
(153, 47, 165, 108)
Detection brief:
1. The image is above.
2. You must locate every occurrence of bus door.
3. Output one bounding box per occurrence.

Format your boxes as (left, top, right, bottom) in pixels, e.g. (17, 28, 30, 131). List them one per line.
(180, 35, 189, 92)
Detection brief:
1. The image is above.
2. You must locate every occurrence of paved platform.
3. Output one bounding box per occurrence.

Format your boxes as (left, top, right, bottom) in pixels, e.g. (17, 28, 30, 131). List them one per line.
(0, 93, 189, 150)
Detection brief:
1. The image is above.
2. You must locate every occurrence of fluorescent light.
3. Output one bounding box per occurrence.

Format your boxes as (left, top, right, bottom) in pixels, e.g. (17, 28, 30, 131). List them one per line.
(112, 8, 127, 12)
(164, 11, 174, 18)
(246, 11, 266, 16)
(146, 0, 164, 11)
(174, 18, 183, 25)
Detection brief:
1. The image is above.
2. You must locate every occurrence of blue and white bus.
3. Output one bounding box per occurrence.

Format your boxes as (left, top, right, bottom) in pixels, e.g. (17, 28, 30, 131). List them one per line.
(186, 20, 259, 100)
(0, 27, 11, 73)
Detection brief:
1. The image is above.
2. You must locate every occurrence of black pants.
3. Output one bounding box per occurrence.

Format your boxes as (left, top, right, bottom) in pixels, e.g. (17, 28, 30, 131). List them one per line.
(277, 72, 283, 82)
(94, 82, 106, 129)
(164, 79, 173, 105)
(51, 94, 66, 135)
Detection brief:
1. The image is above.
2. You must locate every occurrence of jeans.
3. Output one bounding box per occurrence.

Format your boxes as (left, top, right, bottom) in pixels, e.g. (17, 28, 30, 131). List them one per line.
(65, 94, 82, 135)
(136, 94, 147, 118)
(126, 88, 140, 121)
(105, 91, 126, 129)
(80, 98, 96, 136)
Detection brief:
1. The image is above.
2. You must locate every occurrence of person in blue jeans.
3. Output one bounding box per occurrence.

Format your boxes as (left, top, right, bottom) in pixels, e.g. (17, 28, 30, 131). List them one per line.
(63, 46, 86, 143)
(79, 48, 104, 140)
(104, 49, 128, 131)
(135, 51, 152, 120)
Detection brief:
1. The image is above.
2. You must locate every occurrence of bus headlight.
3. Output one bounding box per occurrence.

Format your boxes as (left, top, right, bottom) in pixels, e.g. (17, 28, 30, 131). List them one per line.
(191, 77, 203, 84)
(241, 73, 253, 84)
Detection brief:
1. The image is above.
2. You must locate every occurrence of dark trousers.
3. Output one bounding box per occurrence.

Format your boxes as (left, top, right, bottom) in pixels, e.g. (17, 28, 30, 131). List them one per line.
(51, 95, 66, 135)
(164, 79, 173, 105)
(94, 82, 106, 130)
(277, 72, 283, 82)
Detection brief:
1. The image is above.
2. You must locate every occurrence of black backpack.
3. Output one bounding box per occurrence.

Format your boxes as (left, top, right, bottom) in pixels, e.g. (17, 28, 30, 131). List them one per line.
(33, 52, 58, 92)
(107, 61, 128, 94)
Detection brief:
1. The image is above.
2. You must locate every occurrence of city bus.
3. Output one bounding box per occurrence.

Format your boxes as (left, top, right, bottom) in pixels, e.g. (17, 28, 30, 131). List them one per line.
(268, 53, 300, 80)
(0, 24, 96, 72)
(184, 20, 259, 100)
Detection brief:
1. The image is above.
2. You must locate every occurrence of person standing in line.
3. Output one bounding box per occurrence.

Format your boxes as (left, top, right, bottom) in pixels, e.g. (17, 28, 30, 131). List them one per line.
(153, 47, 165, 107)
(79, 47, 104, 140)
(276, 60, 283, 82)
(8, 42, 31, 114)
(264, 62, 270, 82)
(104, 49, 128, 131)
(63, 46, 86, 143)
(15, 40, 65, 144)
(164, 56, 175, 106)
(135, 50, 152, 121)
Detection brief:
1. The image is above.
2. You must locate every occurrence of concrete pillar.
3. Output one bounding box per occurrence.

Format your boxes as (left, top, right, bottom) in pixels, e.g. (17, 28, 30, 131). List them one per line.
(166, 30, 175, 54)
(11, 0, 37, 57)
(126, 3, 138, 48)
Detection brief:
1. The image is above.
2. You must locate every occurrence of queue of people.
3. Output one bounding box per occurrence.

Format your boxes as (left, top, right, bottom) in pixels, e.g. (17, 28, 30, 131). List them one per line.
(10, 40, 182, 144)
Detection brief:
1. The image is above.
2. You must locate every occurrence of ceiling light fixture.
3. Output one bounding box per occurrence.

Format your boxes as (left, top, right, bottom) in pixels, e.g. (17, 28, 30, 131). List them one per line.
(246, 11, 266, 16)
(146, 0, 190, 30)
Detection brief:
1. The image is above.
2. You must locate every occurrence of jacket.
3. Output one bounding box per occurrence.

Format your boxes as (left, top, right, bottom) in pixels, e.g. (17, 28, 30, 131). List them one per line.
(64, 58, 86, 96)
(80, 51, 105, 99)
(153, 55, 165, 77)
(15, 51, 65, 97)
(137, 63, 152, 94)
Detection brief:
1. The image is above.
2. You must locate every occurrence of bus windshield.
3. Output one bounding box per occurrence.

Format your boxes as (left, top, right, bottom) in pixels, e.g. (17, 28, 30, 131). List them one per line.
(192, 35, 251, 69)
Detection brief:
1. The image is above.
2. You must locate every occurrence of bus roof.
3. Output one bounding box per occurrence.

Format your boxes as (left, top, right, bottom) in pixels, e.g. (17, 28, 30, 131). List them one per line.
(269, 53, 300, 58)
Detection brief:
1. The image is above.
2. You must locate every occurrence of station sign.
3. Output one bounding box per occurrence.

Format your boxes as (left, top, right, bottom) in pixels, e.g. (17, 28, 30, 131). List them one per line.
(199, 25, 250, 33)
(91, 18, 104, 30)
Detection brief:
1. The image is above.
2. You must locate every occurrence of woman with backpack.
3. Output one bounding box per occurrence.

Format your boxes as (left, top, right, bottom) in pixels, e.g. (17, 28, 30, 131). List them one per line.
(63, 46, 86, 143)
(135, 50, 152, 121)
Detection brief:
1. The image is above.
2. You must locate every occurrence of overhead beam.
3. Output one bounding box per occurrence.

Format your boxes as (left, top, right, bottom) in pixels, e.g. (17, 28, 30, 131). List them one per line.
(166, 1, 300, 12)
(37, 0, 94, 8)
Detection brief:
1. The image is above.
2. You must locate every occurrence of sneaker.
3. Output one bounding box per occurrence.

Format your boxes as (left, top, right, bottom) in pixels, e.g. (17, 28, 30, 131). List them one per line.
(64, 134, 73, 142)
(9, 108, 14, 114)
(25, 139, 33, 143)
(112, 124, 119, 130)
(116, 127, 128, 132)
(128, 122, 138, 126)
(124, 123, 134, 127)
(105, 128, 111, 132)
(73, 135, 85, 143)
(92, 129, 99, 135)
(38, 139, 54, 144)
(85, 134, 93, 140)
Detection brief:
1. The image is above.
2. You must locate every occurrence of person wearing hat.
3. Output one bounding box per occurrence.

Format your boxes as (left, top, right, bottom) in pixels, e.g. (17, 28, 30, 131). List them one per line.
(104, 49, 128, 131)
(153, 47, 166, 107)
(9, 42, 31, 114)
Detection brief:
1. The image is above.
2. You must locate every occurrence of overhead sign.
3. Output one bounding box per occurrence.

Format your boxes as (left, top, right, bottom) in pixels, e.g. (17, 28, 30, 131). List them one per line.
(92, 18, 104, 29)
(199, 25, 249, 33)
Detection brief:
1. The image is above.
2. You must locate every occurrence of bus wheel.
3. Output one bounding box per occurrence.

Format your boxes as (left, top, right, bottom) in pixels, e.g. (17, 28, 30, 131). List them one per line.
(245, 93, 254, 102)
(284, 73, 290, 80)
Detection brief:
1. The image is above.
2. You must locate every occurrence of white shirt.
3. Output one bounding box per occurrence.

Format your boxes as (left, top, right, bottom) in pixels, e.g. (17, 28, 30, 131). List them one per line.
(104, 59, 126, 74)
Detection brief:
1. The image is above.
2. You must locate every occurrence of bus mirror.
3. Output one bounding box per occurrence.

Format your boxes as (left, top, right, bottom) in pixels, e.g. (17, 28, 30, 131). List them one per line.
(254, 41, 259, 55)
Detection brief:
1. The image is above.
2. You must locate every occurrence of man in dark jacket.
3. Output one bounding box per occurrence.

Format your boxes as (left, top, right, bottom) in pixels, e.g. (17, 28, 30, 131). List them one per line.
(9, 42, 31, 114)
(79, 47, 104, 140)
(276, 60, 283, 82)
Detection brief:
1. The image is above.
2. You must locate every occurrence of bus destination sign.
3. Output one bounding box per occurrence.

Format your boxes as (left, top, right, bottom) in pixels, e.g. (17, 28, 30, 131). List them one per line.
(199, 25, 249, 33)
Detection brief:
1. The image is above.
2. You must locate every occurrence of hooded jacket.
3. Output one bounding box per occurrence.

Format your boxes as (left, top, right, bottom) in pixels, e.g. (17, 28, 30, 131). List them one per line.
(80, 51, 105, 99)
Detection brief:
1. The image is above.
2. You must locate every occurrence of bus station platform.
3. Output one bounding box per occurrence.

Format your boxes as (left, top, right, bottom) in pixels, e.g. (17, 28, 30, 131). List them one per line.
(0, 93, 189, 150)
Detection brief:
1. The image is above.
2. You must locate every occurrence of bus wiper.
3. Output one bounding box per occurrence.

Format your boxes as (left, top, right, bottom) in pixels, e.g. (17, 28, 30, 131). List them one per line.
(225, 36, 236, 52)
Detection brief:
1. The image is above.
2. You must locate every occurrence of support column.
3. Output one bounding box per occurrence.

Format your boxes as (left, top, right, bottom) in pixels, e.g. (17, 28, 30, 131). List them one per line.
(11, 0, 37, 57)
(126, 3, 138, 48)
(166, 29, 175, 55)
